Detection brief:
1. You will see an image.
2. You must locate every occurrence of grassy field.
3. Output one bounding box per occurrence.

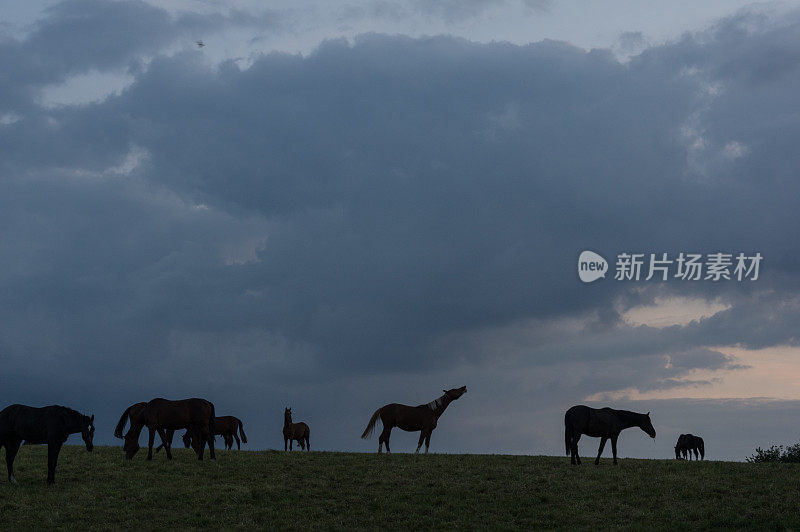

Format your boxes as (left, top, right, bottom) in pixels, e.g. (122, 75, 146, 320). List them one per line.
(1, 446, 799, 529)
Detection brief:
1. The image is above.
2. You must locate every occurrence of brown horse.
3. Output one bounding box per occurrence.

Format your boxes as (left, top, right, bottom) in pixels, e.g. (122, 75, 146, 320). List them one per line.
(283, 408, 310, 451)
(114, 401, 175, 449)
(123, 398, 216, 461)
(361, 386, 467, 453)
(172, 416, 248, 451)
(675, 433, 705, 460)
(564, 405, 656, 465)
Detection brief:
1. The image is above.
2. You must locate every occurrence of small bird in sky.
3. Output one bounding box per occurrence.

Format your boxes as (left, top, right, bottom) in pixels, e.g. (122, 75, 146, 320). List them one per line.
(196, 40, 205, 48)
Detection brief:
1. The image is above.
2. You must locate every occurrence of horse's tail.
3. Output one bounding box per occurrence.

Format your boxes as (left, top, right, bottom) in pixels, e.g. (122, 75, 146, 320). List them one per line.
(361, 408, 382, 439)
(237, 418, 248, 444)
(565, 426, 571, 455)
(564, 414, 573, 455)
(114, 404, 134, 439)
(698, 437, 705, 460)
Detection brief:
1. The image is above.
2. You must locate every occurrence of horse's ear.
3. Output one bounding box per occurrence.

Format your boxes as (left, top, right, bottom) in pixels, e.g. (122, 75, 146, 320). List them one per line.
(90, 414, 94, 422)
(647, 411, 650, 416)
(443, 389, 447, 393)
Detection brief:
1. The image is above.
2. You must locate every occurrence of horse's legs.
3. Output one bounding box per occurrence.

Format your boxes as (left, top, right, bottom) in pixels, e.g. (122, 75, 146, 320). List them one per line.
(290, 437, 293, 451)
(46, 440, 63, 484)
(146, 427, 156, 460)
(233, 433, 240, 450)
(595, 437, 607, 465)
(611, 434, 619, 465)
(415, 432, 425, 454)
(306, 433, 310, 452)
(206, 429, 215, 460)
(284, 437, 288, 452)
(424, 431, 431, 454)
(4, 436, 21, 483)
(378, 426, 392, 454)
(571, 434, 581, 465)
(193, 428, 205, 460)
(156, 428, 172, 460)
(165, 429, 174, 457)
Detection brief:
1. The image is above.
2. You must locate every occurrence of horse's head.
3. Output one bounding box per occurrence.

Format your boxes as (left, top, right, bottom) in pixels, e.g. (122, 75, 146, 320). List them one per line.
(182, 431, 192, 449)
(123, 433, 140, 459)
(640, 411, 656, 438)
(284, 407, 292, 424)
(443, 386, 467, 401)
(81, 414, 95, 452)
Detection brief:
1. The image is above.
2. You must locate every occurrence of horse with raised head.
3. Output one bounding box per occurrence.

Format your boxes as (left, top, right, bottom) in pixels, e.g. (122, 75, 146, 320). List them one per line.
(675, 433, 704, 460)
(361, 386, 467, 454)
(123, 398, 215, 461)
(283, 408, 310, 451)
(0, 404, 94, 484)
(564, 405, 656, 465)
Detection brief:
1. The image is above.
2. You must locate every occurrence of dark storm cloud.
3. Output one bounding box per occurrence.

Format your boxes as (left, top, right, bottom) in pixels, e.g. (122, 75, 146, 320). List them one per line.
(2, 2, 800, 454)
(0, 0, 277, 114)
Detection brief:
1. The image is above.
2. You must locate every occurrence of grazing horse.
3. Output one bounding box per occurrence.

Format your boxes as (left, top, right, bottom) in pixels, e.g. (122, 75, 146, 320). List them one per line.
(564, 405, 656, 465)
(123, 398, 215, 461)
(283, 408, 310, 451)
(361, 386, 467, 454)
(114, 401, 175, 449)
(0, 404, 94, 484)
(675, 433, 705, 460)
(169, 416, 248, 452)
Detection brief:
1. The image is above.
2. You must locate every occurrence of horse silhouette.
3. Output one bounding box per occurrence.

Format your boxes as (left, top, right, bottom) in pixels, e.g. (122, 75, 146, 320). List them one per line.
(564, 405, 655, 465)
(114, 401, 175, 450)
(361, 386, 467, 453)
(165, 416, 248, 452)
(0, 404, 94, 484)
(675, 433, 704, 460)
(283, 408, 310, 451)
(123, 398, 215, 461)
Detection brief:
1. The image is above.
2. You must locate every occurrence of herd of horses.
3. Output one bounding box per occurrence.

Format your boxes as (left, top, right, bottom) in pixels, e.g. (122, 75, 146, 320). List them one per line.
(0, 386, 705, 484)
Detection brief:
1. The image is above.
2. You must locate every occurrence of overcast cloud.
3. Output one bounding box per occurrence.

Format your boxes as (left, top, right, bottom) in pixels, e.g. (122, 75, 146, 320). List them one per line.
(1, 1, 800, 460)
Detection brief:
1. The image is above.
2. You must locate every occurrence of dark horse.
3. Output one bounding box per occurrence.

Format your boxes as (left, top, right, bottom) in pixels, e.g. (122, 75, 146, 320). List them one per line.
(564, 405, 656, 465)
(675, 433, 704, 460)
(123, 398, 216, 461)
(114, 401, 175, 449)
(283, 408, 310, 451)
(0, 404, 94, 484)
(361, 386, 467, 454)
(168, 416, 248, 452)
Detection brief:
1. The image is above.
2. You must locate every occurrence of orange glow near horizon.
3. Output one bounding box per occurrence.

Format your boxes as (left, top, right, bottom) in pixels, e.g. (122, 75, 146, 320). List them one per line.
(587, 345, 800, 402)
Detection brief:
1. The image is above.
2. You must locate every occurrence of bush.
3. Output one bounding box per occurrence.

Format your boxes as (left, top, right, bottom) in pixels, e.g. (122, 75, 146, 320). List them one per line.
(747, 443, 800, 463)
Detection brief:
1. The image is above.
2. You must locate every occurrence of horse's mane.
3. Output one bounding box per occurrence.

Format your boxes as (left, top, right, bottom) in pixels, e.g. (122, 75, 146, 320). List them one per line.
(611, 409, 647, 425)
(423, 393, 447, 411)
(48, 405, 86, 424)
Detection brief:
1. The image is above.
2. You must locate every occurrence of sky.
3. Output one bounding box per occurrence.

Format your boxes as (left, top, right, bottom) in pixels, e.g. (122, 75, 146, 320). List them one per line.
(2, 0, 800, 461)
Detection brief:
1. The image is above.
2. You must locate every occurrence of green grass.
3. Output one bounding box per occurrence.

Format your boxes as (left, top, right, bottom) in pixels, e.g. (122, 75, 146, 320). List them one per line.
(1, 446, 799, 529)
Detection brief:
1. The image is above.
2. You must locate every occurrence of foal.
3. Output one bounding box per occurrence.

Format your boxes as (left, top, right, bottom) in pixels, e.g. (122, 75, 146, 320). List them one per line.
(283, 408, 310, 451)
